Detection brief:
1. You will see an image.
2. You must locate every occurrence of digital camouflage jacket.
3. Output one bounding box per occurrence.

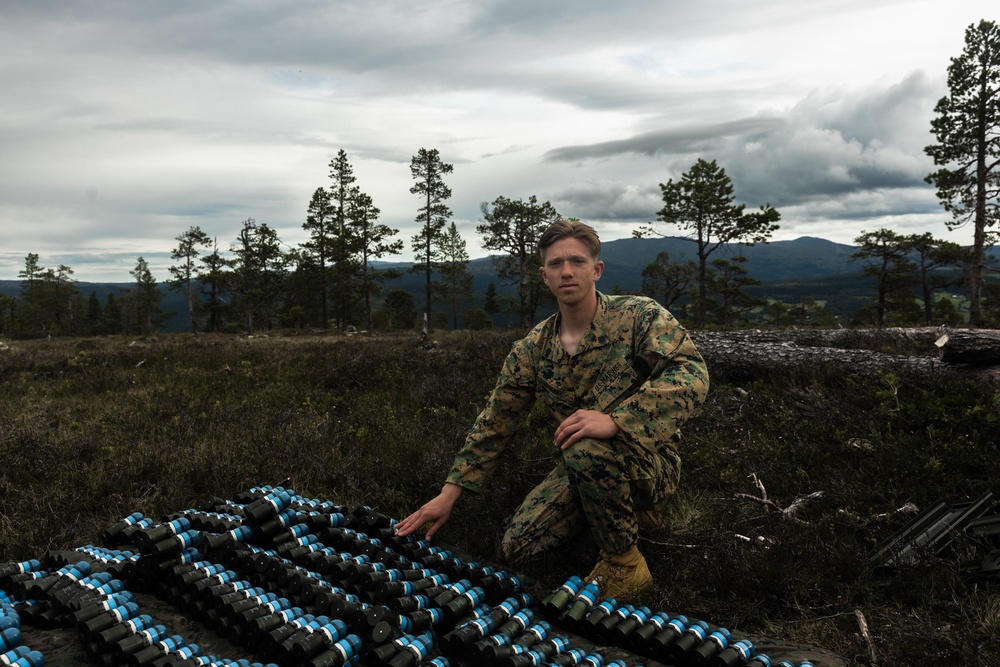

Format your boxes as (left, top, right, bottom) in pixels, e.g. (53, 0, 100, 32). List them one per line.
(446, 292, 710, 493)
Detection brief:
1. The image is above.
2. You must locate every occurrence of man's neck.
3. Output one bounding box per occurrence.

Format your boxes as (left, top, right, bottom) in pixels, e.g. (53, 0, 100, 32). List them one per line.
(558, 291, 599, 355)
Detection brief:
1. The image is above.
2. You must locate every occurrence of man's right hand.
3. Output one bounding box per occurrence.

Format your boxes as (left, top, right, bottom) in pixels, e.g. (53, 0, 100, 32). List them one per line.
(394, 482, 463, 540)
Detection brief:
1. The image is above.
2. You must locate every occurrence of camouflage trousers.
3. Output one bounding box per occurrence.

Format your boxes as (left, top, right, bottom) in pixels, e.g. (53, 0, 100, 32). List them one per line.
(500, 435, 681, 562)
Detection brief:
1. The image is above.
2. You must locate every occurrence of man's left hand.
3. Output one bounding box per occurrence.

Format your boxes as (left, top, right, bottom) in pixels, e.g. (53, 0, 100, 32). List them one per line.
(554, 409, 620, 450)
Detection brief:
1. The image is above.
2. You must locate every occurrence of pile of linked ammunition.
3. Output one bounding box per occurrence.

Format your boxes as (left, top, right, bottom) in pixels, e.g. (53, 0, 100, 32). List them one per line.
(0, 486, 817, 667)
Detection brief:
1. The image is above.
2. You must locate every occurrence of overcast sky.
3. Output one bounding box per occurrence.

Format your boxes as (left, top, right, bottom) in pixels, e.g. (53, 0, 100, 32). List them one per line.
(0, 1, 994, 282)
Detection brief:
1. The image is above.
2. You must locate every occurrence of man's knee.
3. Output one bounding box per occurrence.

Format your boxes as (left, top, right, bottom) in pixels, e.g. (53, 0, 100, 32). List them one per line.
(500, 522, 552, 564)
(561, 437, 621, 482)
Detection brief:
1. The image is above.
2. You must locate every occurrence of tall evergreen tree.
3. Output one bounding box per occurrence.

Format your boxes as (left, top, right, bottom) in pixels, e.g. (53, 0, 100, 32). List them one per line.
(86, 290, 104, 335)
(328, 150, 363, 328)
(198, 238, 230, 333)
(477, 195, 558, 326)
(637, 158, 780, 327)
(434, 222, 473, 330)
(925, 19, 1000, 327)
(409, 148, 453, 331)
(230, 218, 289, 334)
(302, 186, 335, 328)
(168, 226, 212, 333)
(104, 292, 122, 335)
(708, 256, 762, 328)
(47, 265, 76, 334)
(129, 257, 164, 335)
(18, 253, 43, 302)
(16, 253, 46, 336)
(348, 190, 402, 331)
(483, 282, 500, 318)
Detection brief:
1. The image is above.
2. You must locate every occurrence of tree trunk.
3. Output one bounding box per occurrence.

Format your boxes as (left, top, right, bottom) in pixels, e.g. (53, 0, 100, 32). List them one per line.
(688, 327, 1000, 385)
(935, 330, 1000, 364)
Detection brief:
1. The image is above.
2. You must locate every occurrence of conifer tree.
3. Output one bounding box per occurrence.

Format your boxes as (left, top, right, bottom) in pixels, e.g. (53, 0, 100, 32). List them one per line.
(637, 158, 780, 327)
(409, 148, 453, 330)
(168, 226, 212, 333)
(349, 190, 402, 331)
(925, 19, 1000, 326)
(477, 195, 558, 326)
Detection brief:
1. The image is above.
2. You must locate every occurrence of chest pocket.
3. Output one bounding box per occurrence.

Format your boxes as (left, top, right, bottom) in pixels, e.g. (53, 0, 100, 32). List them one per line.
(535, 360, 580, 419)
(592, 353, 649, 413)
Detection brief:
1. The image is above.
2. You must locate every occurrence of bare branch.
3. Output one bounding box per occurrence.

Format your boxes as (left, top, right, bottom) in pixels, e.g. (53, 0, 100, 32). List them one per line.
(735, 474, 821, 526)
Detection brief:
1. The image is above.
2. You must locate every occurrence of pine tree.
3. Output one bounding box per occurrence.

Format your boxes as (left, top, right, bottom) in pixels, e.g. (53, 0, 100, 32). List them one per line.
(230, 219, 288, 335)
(904, 233, 966, 325)
(851, 229, 916, 327)
(168, 226, 212, 333)
(348, 190, 402, 331)
(301, 186, 334, 328)
(409, 148, 453, 330)
(434, 222, 473, 329)
(637, 158, 780, 327)
(477, 195, 558, 326)
(129, 257, 164, 336)
(640, 251, 696, 310)
(327, 150, 363, 328)
(197, 238, 230, 333)
(925, 19, 1000, 326)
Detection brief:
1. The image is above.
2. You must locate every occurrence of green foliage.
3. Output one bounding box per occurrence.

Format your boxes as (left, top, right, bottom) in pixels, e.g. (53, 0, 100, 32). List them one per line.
(229, 218, 290, 335)
(463, 308, 491, 330)
(126, 257, 167, 336)
(851, 228, 916, 327)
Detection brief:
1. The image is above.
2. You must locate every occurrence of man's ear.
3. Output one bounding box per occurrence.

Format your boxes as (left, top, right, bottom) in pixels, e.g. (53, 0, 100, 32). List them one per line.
(593, 260, 605, 280)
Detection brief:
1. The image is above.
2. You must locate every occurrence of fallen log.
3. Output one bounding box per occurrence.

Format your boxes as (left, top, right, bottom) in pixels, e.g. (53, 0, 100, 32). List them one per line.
(935, 329, 1000, 364)
(689, 328, 1000, 384)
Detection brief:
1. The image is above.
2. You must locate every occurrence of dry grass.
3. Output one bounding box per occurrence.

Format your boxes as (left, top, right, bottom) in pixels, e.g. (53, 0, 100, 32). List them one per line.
(0, 329, 998, 666)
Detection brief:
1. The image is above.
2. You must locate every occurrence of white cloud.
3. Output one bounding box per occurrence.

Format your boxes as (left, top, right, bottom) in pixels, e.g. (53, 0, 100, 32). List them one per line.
(0, 0, 994, 280)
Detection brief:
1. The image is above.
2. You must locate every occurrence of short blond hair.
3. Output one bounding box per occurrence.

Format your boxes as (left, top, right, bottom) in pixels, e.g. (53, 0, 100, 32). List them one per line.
(538, 219, 601, 260)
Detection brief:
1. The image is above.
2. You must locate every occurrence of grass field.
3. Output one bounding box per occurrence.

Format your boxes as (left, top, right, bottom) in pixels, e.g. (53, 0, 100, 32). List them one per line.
(1, 330, 998, 666)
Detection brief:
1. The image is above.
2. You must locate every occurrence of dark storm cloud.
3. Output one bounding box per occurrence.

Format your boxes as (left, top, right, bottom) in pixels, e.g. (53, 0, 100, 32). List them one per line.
(544, 118, 788, 162)
(542, 71, 943, 225)
(549, 181, 662, 221)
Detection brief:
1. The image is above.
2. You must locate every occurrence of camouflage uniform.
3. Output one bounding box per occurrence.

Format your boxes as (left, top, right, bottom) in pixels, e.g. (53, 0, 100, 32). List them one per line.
(445, 292, 709, 561)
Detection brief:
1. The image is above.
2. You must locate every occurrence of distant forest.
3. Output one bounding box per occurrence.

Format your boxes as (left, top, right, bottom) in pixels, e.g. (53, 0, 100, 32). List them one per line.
(1, 235, 996, 337)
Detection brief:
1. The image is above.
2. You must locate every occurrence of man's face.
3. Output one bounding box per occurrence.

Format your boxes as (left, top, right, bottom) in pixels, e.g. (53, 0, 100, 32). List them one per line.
(539, 237, 604, 307)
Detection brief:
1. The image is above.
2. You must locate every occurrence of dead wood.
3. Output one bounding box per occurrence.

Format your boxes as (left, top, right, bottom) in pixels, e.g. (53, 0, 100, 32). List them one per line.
(935, 329, 1000, 364)
(689, 327, 1000, 384)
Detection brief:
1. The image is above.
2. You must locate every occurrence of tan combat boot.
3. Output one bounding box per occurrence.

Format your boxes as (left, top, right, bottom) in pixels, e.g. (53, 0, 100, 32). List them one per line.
(584, 544, 653, 603)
